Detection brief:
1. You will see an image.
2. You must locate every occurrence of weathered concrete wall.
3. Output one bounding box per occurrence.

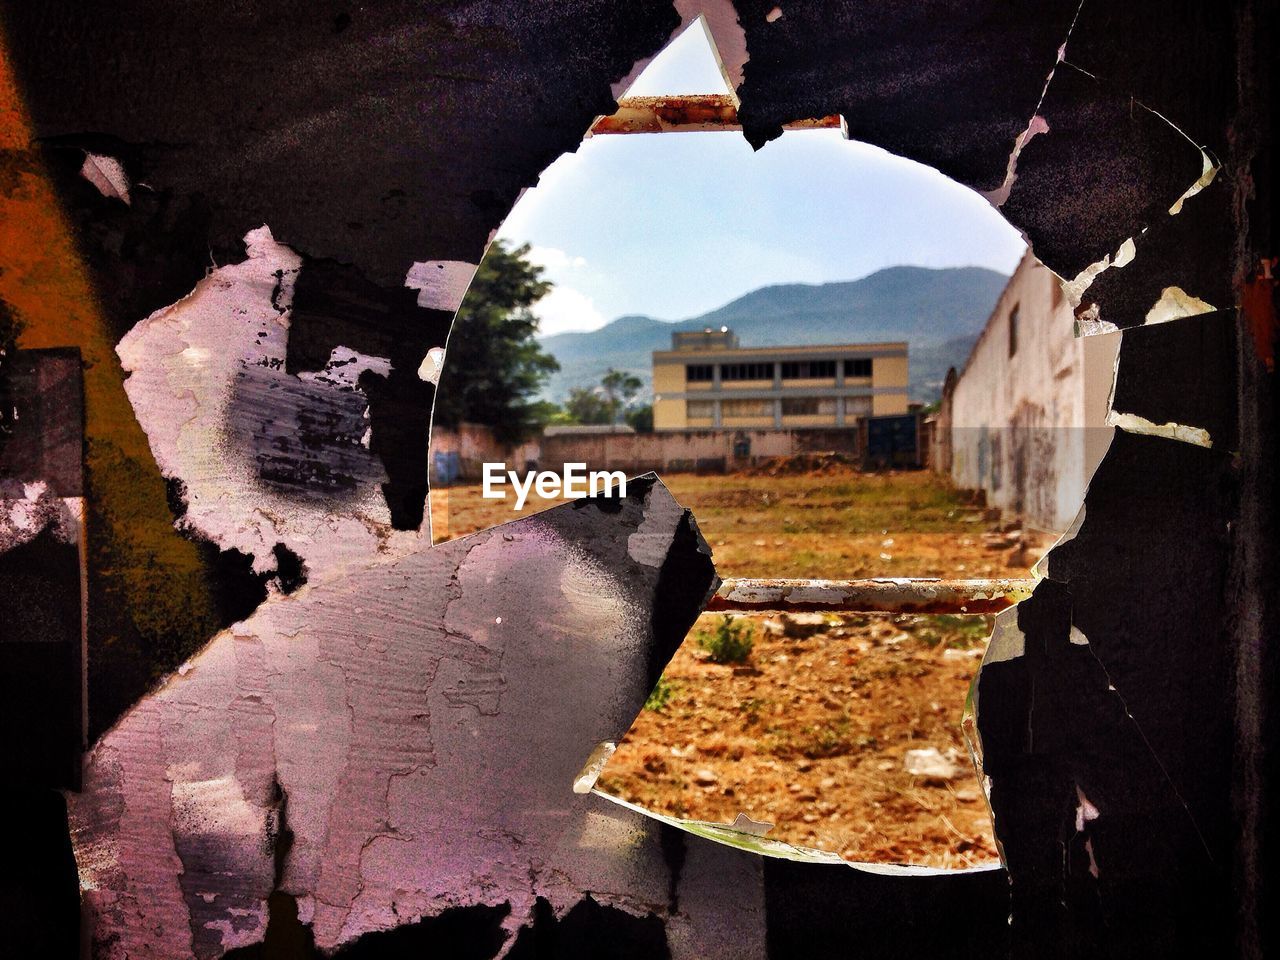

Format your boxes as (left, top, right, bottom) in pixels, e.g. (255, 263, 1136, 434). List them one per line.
(432, 423, 539, 479)
(946, 254, 1120, 532)
(539, 427, 857, 476)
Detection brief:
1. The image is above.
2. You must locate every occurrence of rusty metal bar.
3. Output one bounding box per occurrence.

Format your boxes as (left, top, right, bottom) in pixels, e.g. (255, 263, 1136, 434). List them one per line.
(706, 577, 1036, 614)
(589, 94, 842, 135)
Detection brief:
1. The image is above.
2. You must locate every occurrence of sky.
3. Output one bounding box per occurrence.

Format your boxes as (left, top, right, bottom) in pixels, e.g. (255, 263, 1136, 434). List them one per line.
(494, 22, 1027, 338)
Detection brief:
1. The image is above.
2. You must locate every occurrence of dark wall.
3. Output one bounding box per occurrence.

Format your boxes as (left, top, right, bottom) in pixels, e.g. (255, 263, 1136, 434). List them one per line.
(0, 1, 1272, 958)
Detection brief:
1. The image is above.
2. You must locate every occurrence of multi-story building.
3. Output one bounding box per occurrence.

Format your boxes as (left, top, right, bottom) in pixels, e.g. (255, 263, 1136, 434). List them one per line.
(652, 327, 909, 431)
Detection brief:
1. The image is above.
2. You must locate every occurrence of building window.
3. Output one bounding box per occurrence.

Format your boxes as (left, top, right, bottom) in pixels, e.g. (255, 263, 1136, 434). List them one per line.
(720, 362, 775, 381)
(843, 357, 873, 378)
(721, 399, 772, 417)
(781, 396, 836, 416)
(686, 400, 715, 419)
(686, 364, 714, 382)
(844, 395, 873, 417)
(1008, 306, 1019, 357)
(780, 359, 837, 379)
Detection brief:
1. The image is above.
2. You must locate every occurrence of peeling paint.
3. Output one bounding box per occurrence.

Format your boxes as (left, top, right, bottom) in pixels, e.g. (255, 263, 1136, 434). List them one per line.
(1143, 285, 1216, 325)
(79, 152, 130, 204)
(404, 260, 477, 313)
(573, 741, 619, 794)
(1106, 410, 1212, 448)
(116, 225, 408, 575)
(1168, 153, 1219, 215)
(417, 346, 446, 385)
(68, 482, 737, 956)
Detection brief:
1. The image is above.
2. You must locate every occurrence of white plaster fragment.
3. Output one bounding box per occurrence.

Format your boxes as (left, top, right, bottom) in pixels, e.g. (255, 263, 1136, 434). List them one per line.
(1168, 152, 1218, 215)
(625, 483, 678, 567)
(725, 812, 773, 836)
(1068, 625, 1090, 646)
(1062, 235, 1134, 314)
(573, 741, 618, 794)
(416, 346, 446, 385)
(404, 260, 477, 312)
(1143, 286, 1216, 325)
(1106, 410, 1211, 448)
(80, 152, 131, 204)
(984, 114, 1049, 207)
(1112, 237, 1137, 269)
(765, 6, 783, 22)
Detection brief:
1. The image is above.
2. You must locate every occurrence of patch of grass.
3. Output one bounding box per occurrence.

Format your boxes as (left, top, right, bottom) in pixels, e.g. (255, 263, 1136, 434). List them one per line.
(697, 615, 755, 665)
(738, 696, 769, 726)
(914, 614, 994, 649)
(644, 675, 677, 712)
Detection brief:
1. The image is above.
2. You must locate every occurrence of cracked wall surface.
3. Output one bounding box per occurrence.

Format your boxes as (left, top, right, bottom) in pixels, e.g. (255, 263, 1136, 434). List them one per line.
(71, 479, 743, 957)
(1, 1, 1274, 958)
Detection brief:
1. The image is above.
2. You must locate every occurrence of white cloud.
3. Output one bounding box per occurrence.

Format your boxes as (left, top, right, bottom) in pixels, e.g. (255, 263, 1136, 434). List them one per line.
(526, 246, 587, 271)
(533, 285, 605, 336)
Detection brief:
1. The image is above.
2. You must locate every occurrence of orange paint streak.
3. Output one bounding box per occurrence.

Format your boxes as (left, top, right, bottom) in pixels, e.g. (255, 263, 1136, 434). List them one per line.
(2, 29, 218, 716)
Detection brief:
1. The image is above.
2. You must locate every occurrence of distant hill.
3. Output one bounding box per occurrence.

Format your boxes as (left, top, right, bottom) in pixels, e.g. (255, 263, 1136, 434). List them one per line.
(538, 265, 1008, 405)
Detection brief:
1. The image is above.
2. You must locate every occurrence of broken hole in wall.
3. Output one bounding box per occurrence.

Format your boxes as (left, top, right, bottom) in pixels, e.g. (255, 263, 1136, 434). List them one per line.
(423, 18, 1123, 870)
(427, 19, 1030, 551)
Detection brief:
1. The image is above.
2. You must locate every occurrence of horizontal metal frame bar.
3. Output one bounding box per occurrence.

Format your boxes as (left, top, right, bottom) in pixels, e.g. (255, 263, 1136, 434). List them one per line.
(590, 94, 842, 135)
(707, 578, 1036, 614)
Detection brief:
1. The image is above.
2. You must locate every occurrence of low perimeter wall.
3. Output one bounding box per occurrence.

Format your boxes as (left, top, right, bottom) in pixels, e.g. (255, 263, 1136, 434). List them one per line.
(538, 428, 858, 476)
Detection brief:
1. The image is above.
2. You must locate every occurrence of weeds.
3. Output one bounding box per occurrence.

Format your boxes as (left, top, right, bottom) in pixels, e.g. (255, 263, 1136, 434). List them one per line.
(914, 614, 993, 649)
(698, 615, 755, 665)
(644, 675, 677, 712)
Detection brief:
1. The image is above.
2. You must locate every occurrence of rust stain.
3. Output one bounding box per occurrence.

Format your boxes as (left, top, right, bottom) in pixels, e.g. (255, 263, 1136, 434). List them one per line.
(1241, 255, 1276, 373)
(590, 94, 841, 135)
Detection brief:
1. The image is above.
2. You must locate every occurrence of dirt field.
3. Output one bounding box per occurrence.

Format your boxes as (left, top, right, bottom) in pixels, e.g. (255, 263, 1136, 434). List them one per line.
(432, 468, 1041, 579)
(598, 610, 1000, 867)
(430, 463, 1054, 867)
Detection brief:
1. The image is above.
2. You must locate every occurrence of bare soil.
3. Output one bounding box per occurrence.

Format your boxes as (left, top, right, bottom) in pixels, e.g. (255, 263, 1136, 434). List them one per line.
(431, 462, 1055, 867)
(598, 610, 1000, 867)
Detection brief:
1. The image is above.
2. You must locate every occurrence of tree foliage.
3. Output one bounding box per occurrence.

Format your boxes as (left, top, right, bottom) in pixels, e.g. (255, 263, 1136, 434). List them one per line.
(562, 367, 646, 427)
(625, 404, 654, 433)
(432, 241, 560, 444)
(564, 386, 614, 425)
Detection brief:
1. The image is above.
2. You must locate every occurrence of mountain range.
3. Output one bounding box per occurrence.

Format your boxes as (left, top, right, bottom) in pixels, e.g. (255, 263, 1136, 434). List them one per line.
(537, 265, 1009, 406)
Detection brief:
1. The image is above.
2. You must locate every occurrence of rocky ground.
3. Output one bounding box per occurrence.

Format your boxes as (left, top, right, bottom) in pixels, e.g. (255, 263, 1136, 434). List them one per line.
(598, 609, 1001, 868)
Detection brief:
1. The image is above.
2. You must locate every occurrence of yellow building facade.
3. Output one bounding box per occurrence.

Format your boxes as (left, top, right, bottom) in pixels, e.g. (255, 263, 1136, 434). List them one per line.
(652, 329, 909, 431)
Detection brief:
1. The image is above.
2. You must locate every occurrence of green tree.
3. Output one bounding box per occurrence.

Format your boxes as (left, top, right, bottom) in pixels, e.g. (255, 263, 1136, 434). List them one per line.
(562, 368, 646, 426)
(564, 386, 614, 425)
(432, 241, 560, 444)
(600, 367, 643, 422)
(625, 404, 654, 433)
